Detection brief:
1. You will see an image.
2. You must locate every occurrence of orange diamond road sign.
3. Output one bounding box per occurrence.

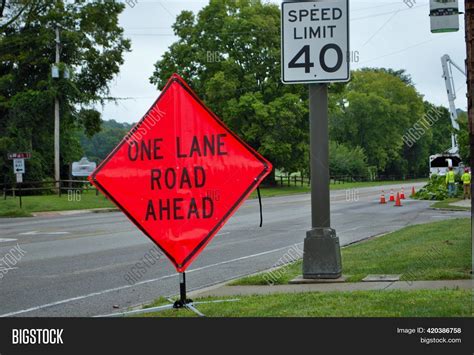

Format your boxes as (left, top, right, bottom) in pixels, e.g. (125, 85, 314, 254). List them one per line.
(89, 74, 272, 272)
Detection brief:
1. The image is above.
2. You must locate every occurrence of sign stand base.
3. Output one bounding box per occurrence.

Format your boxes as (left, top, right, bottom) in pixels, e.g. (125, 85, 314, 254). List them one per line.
(171, 272, 204, 317)
(303, 228, 342, 279)
(98, 272, 239, 318)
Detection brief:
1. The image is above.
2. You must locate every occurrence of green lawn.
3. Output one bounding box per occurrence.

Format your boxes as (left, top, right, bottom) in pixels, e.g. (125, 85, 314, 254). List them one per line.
(139, 218, 472, 318)
(232, 218, 471, 285)
(0, 179, 426, 217)
(143, 289, 471, 317)
(250, 178, 426, 198)
(0, 190, 114, 217)
(250, 185, 311, 198)
(431, 198, 471, 211)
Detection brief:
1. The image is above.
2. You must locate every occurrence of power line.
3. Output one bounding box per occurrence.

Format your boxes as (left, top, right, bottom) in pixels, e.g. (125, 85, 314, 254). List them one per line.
(351, 2, 401, 13)
(362, 9, 400, 47)
(353, 3, 425, 21)
(1, 3, 430, 46)
(358, 35, 449, 65)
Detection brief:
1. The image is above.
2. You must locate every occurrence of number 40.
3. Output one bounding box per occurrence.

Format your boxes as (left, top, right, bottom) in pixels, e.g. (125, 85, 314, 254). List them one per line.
(289, 44, 344, 74)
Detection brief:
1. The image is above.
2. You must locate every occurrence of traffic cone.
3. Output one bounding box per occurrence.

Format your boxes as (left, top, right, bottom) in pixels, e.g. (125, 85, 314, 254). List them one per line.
(411, 186, 416, 197)
(389, 189, 395, 202)
(394, 192, 402, 207)
(400, 187, 406, 199)
(379, 191, 386, 204)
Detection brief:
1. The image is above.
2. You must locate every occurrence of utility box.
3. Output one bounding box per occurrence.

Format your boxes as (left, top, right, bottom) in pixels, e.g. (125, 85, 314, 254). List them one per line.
(430, 0, 460, 33)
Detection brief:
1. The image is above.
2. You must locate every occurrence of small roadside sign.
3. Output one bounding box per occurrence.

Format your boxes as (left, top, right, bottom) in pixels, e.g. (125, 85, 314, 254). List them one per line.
(13, 159, 25, 174)
(281, 0, 350, 84)
(72, 157, 97, 177)
(16, 173, 23, 183)
(89, 74, 272, 272)
(7, 152, 31, 160)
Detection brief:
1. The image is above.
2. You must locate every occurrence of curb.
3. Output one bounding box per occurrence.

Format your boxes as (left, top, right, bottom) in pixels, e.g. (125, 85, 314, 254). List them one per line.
(429, 207, 471, 212)
(31, 208, 119, 217)
(192, 280, 472, 298)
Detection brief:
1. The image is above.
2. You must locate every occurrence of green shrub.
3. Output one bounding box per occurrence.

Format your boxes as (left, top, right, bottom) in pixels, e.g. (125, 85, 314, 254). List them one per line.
(329, 141, 368, 179)
(414, 174, 462, 200)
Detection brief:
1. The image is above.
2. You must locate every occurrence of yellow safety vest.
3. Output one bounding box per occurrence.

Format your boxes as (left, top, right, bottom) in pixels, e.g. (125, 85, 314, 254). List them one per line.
(446, 171, 455, 184)
(461, 173, 471, 185)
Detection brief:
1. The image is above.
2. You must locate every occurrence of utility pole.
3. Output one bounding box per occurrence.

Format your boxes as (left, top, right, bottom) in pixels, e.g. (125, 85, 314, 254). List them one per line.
(54, 25, 60, 187)
(464, 0, 474, 274)
(466, 2, 474, 163)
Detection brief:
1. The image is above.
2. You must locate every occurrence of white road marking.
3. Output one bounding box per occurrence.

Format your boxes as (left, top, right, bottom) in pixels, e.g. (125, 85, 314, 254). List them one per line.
(19, 231, 70, 236)
(0, 238, 17, 242)
(0, 242, 301, 317)
(0, 267, 19, 272)
(341, 226, 364, 233)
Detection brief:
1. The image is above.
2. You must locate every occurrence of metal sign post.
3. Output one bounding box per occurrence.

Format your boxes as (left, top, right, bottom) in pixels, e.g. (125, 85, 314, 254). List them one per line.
(18, 181, 22, 209)
(281, 0, 348, 279)
(304, 83, 341, 279)
(12, 158, 25, 208)
(171, 272, 205, 316)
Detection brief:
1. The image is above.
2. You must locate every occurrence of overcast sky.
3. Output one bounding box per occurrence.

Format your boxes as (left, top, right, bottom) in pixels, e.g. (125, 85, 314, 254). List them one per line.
(99, 0, 468, 124)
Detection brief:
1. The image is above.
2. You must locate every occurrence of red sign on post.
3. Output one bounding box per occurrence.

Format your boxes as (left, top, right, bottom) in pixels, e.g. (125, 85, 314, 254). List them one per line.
(7, 152, 31, 160)
(89, 74, 271, 272)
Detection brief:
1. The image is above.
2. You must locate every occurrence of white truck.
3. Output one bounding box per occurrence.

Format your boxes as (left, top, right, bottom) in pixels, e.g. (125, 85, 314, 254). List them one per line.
(429, 54, 466, 177)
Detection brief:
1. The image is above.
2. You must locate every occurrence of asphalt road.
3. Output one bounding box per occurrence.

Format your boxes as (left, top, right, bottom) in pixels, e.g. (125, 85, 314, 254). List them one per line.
(0, 182, 469, 317)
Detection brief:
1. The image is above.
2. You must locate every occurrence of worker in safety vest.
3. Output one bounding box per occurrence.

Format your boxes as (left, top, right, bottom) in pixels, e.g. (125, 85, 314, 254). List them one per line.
(445, 167, 456, 197)
(461, 168, 471, 200)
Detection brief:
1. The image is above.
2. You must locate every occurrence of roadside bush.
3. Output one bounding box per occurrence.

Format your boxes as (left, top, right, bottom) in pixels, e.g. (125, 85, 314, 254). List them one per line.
(329, 141, 368, 179)
(414, 174, 462, 200)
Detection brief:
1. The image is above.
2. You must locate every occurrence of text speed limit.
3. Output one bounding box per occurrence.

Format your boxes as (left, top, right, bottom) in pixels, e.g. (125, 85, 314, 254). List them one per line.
(281, 0, 350, 84)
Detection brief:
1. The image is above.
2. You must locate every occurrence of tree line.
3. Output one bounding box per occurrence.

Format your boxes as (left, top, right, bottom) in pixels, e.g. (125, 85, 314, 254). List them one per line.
(0, 0, 130, 183)
(0, 0, 469, 186)
(150, 0, 468, 180)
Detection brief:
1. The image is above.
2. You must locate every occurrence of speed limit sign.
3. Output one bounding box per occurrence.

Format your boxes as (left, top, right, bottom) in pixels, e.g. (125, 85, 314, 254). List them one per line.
(281, 0, 350, 84)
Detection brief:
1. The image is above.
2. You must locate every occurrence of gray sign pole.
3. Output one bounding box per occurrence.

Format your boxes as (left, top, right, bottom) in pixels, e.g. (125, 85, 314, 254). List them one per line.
(282, 0, 343, 279)
(303, 83, 342, 279)
(309, 84, 330, 228)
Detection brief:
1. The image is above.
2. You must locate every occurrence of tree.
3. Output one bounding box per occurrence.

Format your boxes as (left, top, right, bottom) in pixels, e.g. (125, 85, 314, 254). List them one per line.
(457, 111, 470, 164)
(77, 119, 133, 162)
(149, 0, 309, 180)
(359, 67, 414, 86)
(427, 103, 453, 155)
(0, 0, 130, 183)
(329, 69, 426, 176)
(149, 0, 450, 180)
(329, 141, 368, 178)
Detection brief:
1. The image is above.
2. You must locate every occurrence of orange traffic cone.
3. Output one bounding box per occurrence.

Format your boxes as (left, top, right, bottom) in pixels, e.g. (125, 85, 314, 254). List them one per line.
(380, 191, 386, 204)
(389, 189, 395, 202)
(394, 192, 402, 207)
(411, 186, 416, 197)
(400, 187, 406, 199)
